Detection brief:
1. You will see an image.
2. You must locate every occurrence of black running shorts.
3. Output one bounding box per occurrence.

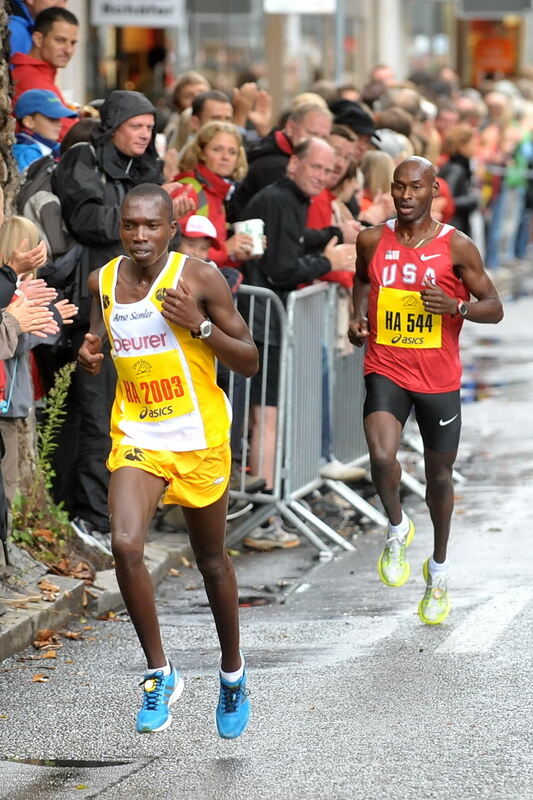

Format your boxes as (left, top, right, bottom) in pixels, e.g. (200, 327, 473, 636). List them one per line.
(363, 372, 461, 453)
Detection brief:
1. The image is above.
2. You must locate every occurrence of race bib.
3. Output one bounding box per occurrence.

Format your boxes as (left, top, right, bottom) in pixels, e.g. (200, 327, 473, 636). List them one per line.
(117, 351, 194, 422)
(376, 287, 441, 349)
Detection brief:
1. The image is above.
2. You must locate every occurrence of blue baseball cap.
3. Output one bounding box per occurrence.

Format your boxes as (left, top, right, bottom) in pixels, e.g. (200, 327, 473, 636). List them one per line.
(14, 90, 78, 121)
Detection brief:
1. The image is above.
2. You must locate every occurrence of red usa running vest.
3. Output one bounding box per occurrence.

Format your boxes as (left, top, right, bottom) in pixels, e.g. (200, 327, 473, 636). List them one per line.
(364, 220, 469, 393)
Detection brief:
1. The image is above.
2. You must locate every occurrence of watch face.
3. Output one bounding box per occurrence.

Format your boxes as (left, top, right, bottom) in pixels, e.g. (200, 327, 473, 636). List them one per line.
(199, 319, 212, 338)
(459, 303, 468, 317)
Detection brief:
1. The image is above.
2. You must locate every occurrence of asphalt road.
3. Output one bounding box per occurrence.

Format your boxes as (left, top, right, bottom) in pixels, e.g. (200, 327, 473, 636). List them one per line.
(0, 295, 532, 800)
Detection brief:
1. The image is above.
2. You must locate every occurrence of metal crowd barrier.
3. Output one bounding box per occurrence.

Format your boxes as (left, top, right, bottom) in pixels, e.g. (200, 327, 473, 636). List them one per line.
(225, 283, 388, 556)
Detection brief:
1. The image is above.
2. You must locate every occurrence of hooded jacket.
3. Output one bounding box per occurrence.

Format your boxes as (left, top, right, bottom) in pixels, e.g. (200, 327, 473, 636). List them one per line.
(52, 90, 164, 324)
(8, 0, 33, 55)
(11, 53, 77, 140)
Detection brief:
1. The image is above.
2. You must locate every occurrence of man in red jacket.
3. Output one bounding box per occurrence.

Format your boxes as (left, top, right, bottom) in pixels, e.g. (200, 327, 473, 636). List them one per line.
(11, 6, 79, 141)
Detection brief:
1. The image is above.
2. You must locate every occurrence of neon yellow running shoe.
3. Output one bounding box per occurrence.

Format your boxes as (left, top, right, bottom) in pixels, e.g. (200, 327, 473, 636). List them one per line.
(377, 519, 415, 587)
(418, 559, 451, 625)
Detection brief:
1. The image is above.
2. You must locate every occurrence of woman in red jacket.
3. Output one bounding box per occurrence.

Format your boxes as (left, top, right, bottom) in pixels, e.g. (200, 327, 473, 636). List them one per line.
(173, 121, 254, 268)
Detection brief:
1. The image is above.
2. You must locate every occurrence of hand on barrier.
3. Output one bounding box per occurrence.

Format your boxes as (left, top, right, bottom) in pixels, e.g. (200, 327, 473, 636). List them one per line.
(78, 333, 104, 373)
(348, 317, 369, 347)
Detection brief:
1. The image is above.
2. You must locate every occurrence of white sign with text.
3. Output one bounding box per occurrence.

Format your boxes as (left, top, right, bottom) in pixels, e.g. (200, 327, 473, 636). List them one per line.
(91, 0, 182, 27)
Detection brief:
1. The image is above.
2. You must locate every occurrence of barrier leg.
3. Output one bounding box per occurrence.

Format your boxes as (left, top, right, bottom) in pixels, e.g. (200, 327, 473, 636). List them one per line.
(275, 502, 333, 559)
(324, 479, 388, 529)
(287, 498, 355, 551)
(225, 502, 277, 548)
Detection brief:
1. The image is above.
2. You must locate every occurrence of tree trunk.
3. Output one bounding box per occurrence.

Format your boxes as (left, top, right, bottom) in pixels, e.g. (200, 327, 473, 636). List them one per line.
(0, 6, 19, 214)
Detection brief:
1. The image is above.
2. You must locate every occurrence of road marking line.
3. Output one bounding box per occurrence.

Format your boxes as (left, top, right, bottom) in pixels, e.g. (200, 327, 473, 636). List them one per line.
(437, 587, 533, 653)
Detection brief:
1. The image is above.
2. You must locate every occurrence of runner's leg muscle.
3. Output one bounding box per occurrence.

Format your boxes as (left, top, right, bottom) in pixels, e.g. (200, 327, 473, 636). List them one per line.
(109, 467, 167, 668)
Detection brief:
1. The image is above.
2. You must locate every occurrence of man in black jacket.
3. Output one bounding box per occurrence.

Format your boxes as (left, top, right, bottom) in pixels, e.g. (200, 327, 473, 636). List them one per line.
(229, 102, 332, 221)
(238, 137, 355, 549)
(52, 90, 169, 549)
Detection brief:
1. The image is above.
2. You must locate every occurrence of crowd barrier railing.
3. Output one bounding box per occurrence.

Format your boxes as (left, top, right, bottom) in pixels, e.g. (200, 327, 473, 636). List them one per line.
(225, 282, 388, 556)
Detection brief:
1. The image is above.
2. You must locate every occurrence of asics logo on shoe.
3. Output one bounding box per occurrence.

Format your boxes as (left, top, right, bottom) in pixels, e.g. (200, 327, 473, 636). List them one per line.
(420, 253, 441, 261)
(439, 414, 458, 426)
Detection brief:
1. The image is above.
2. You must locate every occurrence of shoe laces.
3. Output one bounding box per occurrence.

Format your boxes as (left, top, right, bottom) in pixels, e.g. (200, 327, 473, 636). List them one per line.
(385, 535, 406, 561)
(140, 672, 165, 710)
(220, 680, 248, 713)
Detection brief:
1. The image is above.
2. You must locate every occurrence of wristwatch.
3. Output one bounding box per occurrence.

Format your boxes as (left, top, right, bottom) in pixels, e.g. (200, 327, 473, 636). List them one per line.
(191, 318, 212, 339)
(456, 300, 468, 318)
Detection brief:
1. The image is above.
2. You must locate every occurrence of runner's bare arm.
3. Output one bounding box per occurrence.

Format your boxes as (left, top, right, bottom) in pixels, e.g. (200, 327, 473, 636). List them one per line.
(421, 231, 504, 323)
(161, 260, 258, 377)
(78, 268, 108, 374)
(349, 227, 381, 346)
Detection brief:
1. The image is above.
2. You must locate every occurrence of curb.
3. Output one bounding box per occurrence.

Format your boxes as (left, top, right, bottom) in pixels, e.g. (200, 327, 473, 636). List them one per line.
(0, 574, 86, 662)
(0, 532, 192, 662)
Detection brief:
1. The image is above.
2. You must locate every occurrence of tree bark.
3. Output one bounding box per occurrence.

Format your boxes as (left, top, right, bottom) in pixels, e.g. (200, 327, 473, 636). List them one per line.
(0, 6, 19, 215)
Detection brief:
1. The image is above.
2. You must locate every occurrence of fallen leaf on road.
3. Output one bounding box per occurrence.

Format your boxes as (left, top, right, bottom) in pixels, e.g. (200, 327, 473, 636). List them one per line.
(34, 628, 55, 642)
(180, 555, 192, 568)
(96, 611, 124, 621)
(31, 674, 49, 682)
(42, 650, 57, 659)
(38, 578, 61, 593)
(33, 630, 62, 650)
(62, 631, 84, 640)
(167, 568, 181, 577)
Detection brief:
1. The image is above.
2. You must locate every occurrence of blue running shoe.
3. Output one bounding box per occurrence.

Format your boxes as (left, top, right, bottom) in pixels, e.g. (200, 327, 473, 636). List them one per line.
(216, 670, 251, 739)
(136, 663, 184, 733)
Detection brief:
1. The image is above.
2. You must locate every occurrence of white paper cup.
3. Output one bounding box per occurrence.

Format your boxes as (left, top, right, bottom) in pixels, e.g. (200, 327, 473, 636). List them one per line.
(234, 218, 265, 256)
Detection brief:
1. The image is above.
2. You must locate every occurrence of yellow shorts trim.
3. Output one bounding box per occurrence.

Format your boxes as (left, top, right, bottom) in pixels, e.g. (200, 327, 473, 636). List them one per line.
(107, 440, 231, 508)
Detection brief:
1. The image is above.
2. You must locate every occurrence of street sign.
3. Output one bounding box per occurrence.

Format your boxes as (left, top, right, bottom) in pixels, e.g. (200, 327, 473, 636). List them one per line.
(91, 0, 183, 27)
(458, 0, 532, 17)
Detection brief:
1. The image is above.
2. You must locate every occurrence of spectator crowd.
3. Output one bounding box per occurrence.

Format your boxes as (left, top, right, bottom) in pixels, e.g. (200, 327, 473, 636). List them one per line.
(2, 2, 533, 554)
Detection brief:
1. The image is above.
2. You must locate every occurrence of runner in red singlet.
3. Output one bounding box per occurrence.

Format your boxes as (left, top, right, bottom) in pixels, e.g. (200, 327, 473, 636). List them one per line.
(349, 156, 503, 624)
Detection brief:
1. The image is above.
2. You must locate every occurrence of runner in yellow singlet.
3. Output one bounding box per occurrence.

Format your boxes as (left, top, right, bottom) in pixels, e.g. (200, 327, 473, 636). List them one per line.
(78, 183, 258, 739)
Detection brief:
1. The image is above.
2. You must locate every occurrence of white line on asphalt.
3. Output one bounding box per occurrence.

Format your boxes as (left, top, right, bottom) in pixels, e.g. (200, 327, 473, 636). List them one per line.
(436, 587, 533, 653)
